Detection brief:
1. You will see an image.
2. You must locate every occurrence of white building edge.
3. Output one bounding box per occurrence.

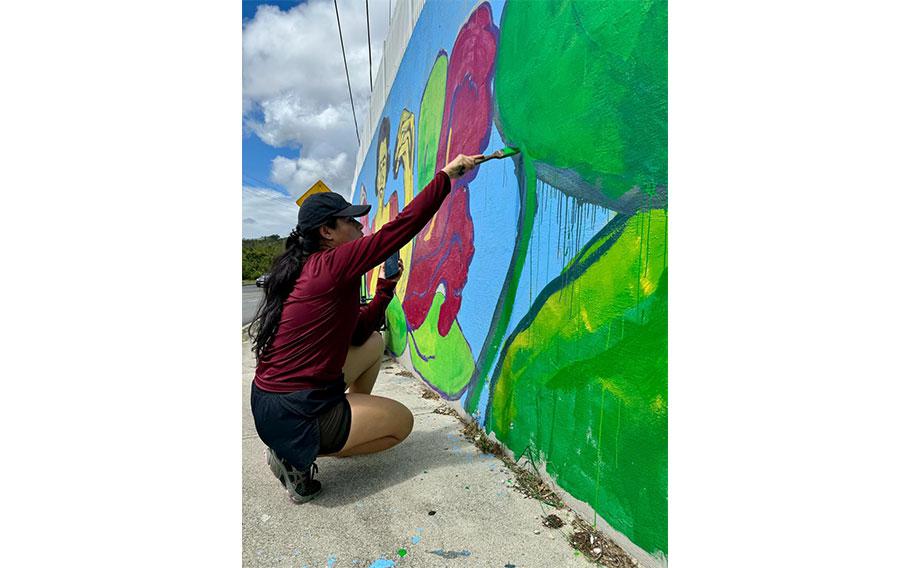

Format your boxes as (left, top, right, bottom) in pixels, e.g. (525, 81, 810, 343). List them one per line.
(349, 0, 427, 201)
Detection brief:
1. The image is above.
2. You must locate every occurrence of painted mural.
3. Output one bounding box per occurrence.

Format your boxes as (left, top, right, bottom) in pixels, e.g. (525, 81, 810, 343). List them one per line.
(353, 0, 667, 558)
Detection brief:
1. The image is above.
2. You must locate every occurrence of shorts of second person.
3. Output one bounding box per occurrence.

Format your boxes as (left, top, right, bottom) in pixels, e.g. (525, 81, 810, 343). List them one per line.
(251, 382, 352, 470)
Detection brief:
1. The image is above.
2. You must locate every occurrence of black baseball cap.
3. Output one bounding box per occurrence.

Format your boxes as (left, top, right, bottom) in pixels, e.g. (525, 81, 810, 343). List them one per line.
(297, 192, 371, 232)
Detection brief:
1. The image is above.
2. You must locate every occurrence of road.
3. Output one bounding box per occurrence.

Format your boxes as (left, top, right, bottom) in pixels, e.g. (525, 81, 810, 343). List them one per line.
(241, 340, 603, 568)
(243, 284, 263, 326)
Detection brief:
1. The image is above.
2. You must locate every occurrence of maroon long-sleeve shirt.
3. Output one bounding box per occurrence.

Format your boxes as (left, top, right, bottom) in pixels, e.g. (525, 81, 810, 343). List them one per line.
(254, 170, 452, 393)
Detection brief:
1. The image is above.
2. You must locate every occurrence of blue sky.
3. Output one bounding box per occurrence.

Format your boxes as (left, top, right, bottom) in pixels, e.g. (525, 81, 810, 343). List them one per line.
(242, 0, 392, 238)
(241, 0, 305, 193)
(242, 123, 297, 193)
(242, 0, 301, 23)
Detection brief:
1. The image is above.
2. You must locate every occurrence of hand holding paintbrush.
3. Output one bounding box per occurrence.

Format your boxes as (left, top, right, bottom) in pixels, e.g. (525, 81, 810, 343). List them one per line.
(442, 147, 522, 180)
(476, 146, 521, 164)
(442, 154, 483, 180)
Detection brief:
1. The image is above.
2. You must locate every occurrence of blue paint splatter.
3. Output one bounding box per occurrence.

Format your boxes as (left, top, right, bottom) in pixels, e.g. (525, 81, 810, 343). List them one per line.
(411, 535, 421, 544)
(367, 559, 396, 568)
(327, 555, 337, 568)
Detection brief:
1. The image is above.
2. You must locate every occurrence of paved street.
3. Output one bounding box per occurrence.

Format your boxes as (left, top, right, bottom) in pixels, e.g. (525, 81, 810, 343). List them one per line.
(242, 337, 600, 568)
(243, 284, 263, 326)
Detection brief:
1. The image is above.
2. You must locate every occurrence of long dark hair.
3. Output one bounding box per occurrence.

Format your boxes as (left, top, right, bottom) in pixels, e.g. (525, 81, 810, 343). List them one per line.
(248, 219, 337, 360)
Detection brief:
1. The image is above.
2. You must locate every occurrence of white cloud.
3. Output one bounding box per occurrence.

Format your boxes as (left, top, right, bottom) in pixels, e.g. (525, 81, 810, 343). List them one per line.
(242, 185, 299, 239)
(242, 0, 392, 237)
(249, 95, 348, 150)
(243, 0, 389, 169)
(271, 152, 350, 197)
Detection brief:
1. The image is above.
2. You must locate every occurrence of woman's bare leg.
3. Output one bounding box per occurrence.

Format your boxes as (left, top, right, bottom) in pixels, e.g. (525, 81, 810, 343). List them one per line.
(328, 393, 413, 457)
(342, 332, 384, 395)
(332, 332, 412, 457)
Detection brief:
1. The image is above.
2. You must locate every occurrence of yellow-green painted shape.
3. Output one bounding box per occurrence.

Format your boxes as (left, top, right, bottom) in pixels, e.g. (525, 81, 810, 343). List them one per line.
(491, 210, 667, 553)
(385, 295, 408, 357)
(411, 292, 474, 396)
(416, 55, 448, 192)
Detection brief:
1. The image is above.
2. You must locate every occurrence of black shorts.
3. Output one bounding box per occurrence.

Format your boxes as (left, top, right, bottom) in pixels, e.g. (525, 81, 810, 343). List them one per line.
(250, 382, 352, 470)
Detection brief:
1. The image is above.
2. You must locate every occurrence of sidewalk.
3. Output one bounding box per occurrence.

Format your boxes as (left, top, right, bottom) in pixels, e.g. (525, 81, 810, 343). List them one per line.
(241, 337, 601, 568)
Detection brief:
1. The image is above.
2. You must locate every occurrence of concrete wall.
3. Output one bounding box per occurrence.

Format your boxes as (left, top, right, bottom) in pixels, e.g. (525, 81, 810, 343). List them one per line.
(351, 0, 667, 562)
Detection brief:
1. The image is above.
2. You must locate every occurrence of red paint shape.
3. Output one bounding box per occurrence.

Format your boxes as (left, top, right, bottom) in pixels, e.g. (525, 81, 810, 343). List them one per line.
(435, 3, 499, 189)
(388, 193, 400, 223)
(403, 186, 474, 335)
(403, 3, 498, 335)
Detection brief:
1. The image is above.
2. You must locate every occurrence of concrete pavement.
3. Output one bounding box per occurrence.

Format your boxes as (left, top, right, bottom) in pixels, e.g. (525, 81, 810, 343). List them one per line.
(242, 336, 604, 568)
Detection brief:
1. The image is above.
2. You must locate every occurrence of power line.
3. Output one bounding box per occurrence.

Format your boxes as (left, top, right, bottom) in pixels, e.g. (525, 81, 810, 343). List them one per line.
(242, 172, 277, 189)
(242, 184, 296, 206)
(333, 0, 361, 146)
(242, 173, 288, 195)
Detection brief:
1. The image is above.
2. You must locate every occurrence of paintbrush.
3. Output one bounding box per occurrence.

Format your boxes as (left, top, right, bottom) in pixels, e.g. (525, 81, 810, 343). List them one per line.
(476, 147, 521, 164)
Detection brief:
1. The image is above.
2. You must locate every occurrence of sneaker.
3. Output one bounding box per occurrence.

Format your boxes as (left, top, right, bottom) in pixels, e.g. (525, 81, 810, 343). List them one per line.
(266, 448, 322, 503)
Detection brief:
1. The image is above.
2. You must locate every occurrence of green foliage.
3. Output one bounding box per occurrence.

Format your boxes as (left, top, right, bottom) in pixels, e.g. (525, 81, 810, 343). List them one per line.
(242, 235, 283, 280)
(495, 0, 667, 201)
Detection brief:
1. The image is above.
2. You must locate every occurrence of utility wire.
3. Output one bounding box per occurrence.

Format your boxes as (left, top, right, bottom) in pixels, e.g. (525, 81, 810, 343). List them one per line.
(242, 173, 297, 199)
(242, 172, 279, 190)
(333, 0, 361, 146)
(366, 0, 372, 92)
(244, 190, 294, 205)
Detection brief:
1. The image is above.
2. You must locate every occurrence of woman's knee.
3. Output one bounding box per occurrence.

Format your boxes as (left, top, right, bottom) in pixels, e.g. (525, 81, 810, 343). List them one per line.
(394, 401, 414, 441)
(402, 410, 414, 440)
(376, 397, 413, 441)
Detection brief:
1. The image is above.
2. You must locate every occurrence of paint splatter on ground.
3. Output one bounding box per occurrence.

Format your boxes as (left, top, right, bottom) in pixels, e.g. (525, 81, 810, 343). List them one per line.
(429, 549, 471, 559)
(366, 559, 396, 568)
(327, 555, 338, 567)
